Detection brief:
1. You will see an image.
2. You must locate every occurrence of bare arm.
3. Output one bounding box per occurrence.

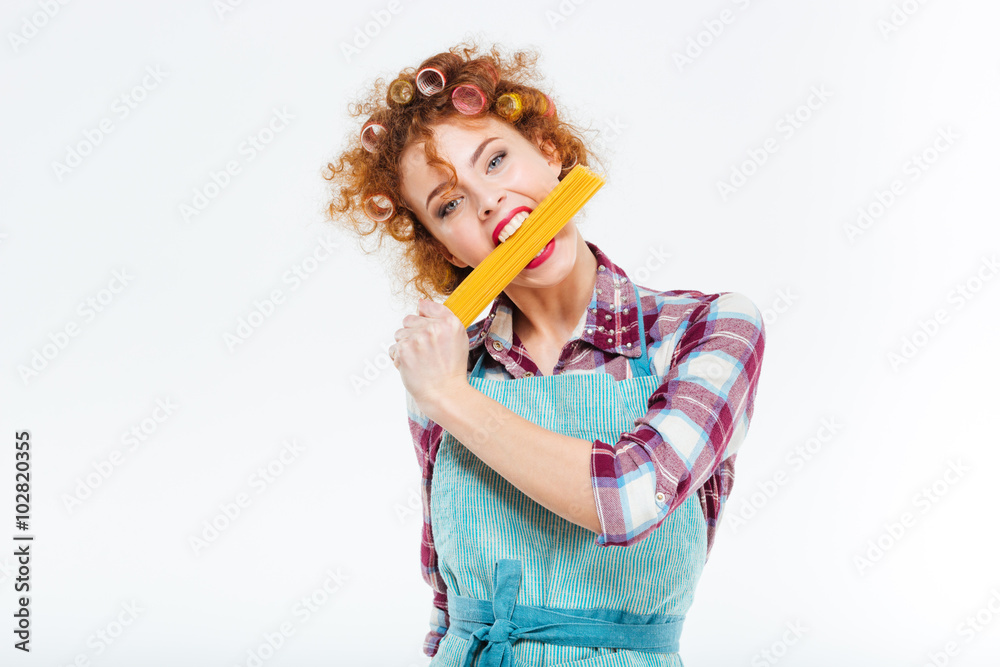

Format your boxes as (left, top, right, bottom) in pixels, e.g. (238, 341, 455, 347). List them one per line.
(423, 384, 602, 535)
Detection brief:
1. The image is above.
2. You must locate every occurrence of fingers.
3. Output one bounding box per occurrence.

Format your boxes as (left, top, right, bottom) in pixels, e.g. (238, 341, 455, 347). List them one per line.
(398, 300, 452, 337)
(418, 298, 452, 319)
(394, 316, 425, 342)
(393, 299, 457, 350)
(418, 298, 460, 328)
(395, 310, 426, 340)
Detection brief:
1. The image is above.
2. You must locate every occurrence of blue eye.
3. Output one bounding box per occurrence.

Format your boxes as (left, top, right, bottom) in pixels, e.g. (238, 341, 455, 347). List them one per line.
(437, 151, 507, 219)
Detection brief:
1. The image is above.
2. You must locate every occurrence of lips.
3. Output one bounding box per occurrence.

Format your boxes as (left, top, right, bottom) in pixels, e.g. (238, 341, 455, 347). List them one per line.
(492, 206, 533, 247)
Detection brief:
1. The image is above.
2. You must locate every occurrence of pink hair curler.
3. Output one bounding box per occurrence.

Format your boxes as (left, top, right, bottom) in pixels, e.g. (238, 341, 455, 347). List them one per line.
(542, 94, 555, 117)
(482, 61, 500, 87)
(451, 84, 487, 115)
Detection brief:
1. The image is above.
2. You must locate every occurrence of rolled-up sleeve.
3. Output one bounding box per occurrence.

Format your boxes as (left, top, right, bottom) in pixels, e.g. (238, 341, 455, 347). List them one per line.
(590, 291, 766, 547)
(405, 391, 451, 657)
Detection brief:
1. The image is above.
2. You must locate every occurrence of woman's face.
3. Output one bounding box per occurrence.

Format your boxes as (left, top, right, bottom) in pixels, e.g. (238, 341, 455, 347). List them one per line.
(398, 115, 580, 284)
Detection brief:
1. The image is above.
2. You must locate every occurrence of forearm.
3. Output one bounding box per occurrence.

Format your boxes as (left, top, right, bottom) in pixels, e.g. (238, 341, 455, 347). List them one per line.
(423, 384, 602, 535)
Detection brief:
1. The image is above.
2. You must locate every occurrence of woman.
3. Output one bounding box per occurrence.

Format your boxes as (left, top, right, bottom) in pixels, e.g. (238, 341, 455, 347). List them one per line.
(325, 41, 766, 666)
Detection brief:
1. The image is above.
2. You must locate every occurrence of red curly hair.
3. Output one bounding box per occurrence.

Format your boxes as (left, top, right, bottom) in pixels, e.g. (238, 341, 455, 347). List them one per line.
(322, 40, 604, 304)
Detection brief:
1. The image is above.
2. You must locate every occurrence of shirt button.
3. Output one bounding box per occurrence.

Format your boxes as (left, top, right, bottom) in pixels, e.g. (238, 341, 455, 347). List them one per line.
(623, 308, 629, 314)
(605, 314, 612, 320)
(591, 308, 597, 313)
(596, 288, 602, 295)
(492, 340, 503, 351)
(523, 371, 533, 377)
(598, 265, 606, 271)
(626, 342, 632, 348)
(655, 492, 665, 503)
(606, 337, 612, 343)
(587, 328, 594, 335)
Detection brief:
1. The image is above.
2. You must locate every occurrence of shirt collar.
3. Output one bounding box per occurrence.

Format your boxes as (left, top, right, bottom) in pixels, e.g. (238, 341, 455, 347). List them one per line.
(466, 240, 642, 359)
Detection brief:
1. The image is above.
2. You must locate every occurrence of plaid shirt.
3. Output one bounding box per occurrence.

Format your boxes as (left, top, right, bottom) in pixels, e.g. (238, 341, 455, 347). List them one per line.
(405, 240, 766, 658)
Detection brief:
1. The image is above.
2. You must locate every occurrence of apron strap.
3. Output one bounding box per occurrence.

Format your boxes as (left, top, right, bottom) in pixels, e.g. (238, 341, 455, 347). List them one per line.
(470, 280, 652, 380)
(471, 340, 489, 379)
(627, 281, 652, 378)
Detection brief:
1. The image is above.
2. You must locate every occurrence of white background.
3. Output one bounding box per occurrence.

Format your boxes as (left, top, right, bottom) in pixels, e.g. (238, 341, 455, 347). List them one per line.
(2, 0, 999, 665)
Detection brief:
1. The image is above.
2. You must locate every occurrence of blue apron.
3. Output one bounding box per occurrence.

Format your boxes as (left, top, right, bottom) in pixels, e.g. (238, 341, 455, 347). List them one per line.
(429, 282, 708, 667)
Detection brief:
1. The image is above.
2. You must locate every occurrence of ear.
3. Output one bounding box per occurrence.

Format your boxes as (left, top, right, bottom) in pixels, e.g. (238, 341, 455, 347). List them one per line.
(437, 242, 469, 269)
(534, 135, 563, 178)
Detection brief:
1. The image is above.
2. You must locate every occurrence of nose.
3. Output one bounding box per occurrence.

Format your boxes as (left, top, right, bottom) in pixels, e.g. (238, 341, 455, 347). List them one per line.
(477, 185, 505, 222)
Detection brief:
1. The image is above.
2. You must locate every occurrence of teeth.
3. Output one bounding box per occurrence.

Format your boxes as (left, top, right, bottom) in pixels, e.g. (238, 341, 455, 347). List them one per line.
(497, 211, 530, 244)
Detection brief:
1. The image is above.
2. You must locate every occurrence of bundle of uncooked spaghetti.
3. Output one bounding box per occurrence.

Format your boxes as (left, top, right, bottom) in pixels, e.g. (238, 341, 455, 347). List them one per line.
(443, 165, 605, 328)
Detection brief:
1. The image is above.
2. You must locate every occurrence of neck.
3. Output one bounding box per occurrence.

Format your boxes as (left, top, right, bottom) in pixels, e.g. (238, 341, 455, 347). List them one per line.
(504, 233, 597, 344)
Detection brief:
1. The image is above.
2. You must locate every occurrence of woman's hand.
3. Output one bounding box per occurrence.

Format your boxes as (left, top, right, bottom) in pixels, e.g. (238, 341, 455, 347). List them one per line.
(390, 298, 470, 414)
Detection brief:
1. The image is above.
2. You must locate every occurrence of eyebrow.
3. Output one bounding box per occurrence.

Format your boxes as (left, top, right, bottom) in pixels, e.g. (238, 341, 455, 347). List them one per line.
(424, 136, 500, 213)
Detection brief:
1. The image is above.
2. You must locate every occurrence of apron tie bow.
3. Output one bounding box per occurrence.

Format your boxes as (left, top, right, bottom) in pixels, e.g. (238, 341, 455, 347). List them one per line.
(486, 617, 519, 644)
